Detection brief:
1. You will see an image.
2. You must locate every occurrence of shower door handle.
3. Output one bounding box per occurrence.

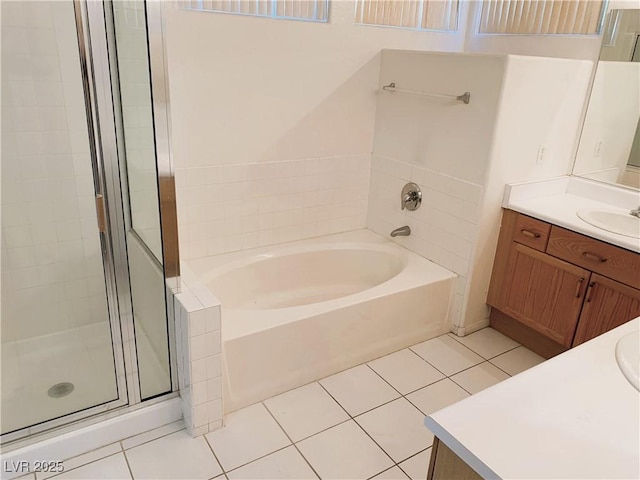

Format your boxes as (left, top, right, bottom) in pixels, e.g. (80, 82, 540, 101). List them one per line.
(95, 194, 107, 233)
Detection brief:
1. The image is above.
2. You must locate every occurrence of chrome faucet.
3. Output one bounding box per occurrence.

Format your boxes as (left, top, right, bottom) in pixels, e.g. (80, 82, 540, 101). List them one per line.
(390, 225, 411, 237)
(401, 183, 422, 211)
(631, 207, 640, 218)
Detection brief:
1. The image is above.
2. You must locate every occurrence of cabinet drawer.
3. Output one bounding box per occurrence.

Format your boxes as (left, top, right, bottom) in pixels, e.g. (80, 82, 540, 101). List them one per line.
(547, 226, 640, 289)
(513, 214, 551, 252)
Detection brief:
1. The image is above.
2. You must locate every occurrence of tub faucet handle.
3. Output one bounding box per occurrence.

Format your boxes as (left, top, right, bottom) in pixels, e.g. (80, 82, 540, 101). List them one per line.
(401, 183, 422, 211)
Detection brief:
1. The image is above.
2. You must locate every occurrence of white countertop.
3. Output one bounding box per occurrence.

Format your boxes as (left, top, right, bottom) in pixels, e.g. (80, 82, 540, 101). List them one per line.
(425, 318, 640, 479)
(503, 176, 640, 253)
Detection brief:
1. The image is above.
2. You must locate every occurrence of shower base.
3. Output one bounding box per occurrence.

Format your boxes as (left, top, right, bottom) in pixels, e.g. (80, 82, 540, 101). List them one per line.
(2, 320, 170, 440)
(1, 322, 117, 435)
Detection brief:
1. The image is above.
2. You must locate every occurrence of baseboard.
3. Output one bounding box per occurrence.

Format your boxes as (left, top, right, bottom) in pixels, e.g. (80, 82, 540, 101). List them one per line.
(490, 309, 566, 359)
(1, 397, 182, 480)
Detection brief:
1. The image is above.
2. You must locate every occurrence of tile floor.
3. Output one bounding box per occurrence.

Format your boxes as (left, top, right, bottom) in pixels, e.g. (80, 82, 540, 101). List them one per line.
(17, 328, 544, 480)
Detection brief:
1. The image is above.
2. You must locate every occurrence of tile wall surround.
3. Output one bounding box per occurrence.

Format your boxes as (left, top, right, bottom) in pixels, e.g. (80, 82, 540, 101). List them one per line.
(367, 155, 483, 327)
(1, 1, 108, 343)
(171, 267, 223, 436)
(175, 155, 371, 260)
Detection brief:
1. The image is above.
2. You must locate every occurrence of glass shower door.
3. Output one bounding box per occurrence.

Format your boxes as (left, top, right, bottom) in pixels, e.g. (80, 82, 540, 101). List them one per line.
(1, 0, 125, 438)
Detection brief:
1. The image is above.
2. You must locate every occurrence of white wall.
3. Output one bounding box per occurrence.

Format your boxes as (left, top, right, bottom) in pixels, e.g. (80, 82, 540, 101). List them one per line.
(1, 1, 108, 342)
(369, 50, 592, 333)
(464, 54, 593, 333)
(164, 1, 467, 259)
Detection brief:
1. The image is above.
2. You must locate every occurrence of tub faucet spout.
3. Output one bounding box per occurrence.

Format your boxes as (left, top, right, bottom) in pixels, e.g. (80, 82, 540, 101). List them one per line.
(390, 226, 411, 237)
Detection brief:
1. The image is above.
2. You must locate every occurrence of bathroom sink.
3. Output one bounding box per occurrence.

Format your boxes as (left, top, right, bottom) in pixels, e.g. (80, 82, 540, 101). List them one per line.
(576, 209, 640, 238)
(615, 332, 639, 391)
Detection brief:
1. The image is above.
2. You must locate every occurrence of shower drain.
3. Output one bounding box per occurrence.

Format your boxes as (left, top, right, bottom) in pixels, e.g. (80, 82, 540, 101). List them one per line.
(48, 382, 75, 398)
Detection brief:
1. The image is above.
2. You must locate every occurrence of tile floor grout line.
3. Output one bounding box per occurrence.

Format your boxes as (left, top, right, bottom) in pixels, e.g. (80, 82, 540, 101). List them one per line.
(121, 445, 136, 480)
(446, 331, 522, 361)
(364, 363, 406, 398)
(365, 464, 403, 480)
(120, 426, 187, 452)
(206, 468, 228, 480)
(219, 443, 293, 475)
(45, 452, 124, 480)
(289, 417, 352, 444)
(486, 359, 515, 378)
(487, 344, 523, 360)
(261, 401, 323, 480)
(316, 381, 355, 420)
(398, 445, 431, 464)
(350, 412, 407, 473)
(407, 346, 452, 378)
(396, 463, 413, 479)
(315, 382, 400, 477)
(437, 332, 501, 360)
(449, 359, 513, 385)
(402, 393, 435, 418)
(446, 376, 475, 396)
(289, 443, 321, 480)
(394, 445, 433, 479)
(400, 376, 450, 398)
(116, 420, 184, 444)
(404, 345, 451, 377)
(438, 357, 489, 379)
(202, 430, 234, 477)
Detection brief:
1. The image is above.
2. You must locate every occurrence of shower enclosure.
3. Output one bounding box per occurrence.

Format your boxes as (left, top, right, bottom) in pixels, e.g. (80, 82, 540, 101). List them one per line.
(1, 0, 177, 444)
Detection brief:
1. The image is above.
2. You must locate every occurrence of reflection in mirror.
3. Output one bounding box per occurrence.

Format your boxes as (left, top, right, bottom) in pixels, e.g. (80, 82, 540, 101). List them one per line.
(573, 8, 640, 190)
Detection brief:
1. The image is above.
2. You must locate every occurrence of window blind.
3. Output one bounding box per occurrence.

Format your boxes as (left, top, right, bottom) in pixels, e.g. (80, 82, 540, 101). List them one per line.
(354, 0, 460, 32)
(179, 0, 328, 22)
(478, 0, 606, 35)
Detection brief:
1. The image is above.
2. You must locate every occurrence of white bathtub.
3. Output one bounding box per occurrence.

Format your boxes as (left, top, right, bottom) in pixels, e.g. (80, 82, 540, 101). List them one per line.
(187, 230, 456, 412)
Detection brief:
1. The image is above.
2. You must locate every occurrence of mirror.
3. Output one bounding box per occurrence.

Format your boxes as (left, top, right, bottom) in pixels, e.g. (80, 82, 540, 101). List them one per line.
(572, 8, 640, 190)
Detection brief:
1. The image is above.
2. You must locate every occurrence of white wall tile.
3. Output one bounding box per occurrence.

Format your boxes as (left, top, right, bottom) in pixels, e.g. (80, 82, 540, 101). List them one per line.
(1, 1, 107, 343)
(175, 155, 371, 260)
(172, 280, 223, 437)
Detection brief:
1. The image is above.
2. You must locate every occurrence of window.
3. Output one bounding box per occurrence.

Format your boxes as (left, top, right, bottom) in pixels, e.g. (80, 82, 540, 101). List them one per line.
(355, 0, 460, 32)
(478, 0, 606, 35)
(178, 0, 329, 22)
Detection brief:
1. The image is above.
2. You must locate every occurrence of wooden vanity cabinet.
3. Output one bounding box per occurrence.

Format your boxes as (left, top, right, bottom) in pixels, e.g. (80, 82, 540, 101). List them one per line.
(572, 274, 640, 346)
(499, 243, 590, 347)
(427, 438, 482, 480)
(488, 209, 640, 358)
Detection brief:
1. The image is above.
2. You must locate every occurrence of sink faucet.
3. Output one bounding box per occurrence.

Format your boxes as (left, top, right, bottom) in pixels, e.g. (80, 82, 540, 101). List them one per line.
(390, 225, 411, 237)
(631, 207, 640, 218)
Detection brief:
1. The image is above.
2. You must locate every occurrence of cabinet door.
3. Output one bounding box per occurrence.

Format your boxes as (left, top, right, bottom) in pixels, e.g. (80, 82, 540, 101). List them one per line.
(500, 243, 591, 347)
(573, 274, 640, 346)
